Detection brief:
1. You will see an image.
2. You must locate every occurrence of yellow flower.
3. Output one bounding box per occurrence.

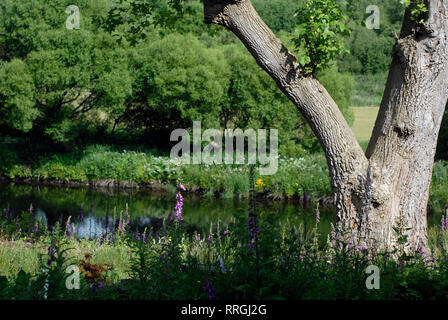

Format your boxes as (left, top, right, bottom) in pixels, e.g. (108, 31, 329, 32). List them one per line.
(381, 213, 385, 217)
(168, 237, 172, 242)
(255, 178, 266, 188)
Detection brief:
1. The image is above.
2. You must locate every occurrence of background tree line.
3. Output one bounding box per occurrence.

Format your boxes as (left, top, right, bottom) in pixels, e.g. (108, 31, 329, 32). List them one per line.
(0, 0, 446, 159)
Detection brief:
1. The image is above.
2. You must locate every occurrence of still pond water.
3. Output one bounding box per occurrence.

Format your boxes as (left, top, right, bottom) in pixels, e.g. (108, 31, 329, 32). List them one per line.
(0, 183, 442, 240)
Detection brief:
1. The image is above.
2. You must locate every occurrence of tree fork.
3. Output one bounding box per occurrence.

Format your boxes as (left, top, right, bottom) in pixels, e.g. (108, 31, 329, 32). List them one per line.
(204, 0, 448, 254)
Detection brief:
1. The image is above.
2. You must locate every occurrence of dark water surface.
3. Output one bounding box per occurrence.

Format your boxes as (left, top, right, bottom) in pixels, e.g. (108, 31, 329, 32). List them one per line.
(0, 183, 442, 240)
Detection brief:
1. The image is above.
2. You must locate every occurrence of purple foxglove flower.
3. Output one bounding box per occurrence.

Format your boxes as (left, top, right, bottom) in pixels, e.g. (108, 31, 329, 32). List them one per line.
(204, 279, 216, 300)
(173, 191, 184, 221)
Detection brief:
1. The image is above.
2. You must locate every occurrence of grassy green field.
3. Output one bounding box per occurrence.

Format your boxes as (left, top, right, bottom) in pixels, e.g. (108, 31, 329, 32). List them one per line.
(350, 106, 379, 144)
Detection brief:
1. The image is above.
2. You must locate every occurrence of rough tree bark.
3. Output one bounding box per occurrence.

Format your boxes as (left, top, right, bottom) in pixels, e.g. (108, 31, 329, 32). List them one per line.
(203, 0, 448, 254)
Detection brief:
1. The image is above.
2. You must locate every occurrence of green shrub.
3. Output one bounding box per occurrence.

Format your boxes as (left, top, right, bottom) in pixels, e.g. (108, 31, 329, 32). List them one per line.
(223, 172, 249, 198)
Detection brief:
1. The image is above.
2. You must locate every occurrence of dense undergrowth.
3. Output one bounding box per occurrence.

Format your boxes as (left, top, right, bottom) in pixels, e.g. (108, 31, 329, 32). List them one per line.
(0, 140, 331, 199)
(1, 181, 448, 300)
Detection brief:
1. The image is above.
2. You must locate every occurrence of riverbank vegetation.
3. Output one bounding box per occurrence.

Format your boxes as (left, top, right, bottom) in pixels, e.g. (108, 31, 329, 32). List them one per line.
(1, 184, 448, 300)
(1, 138, 448, 215)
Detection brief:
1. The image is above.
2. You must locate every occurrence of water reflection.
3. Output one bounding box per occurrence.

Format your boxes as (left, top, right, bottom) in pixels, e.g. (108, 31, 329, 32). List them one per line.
(0, 182, 332, 239)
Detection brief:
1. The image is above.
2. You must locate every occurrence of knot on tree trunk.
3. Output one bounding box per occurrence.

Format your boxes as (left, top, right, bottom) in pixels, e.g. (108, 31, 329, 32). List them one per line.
(393, 123, 415, 139)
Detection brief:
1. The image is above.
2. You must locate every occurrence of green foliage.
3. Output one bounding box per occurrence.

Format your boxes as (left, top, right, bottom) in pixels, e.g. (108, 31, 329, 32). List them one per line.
(293, 0, 351, 74)
(429, 161, 448, 213)
(220, 43, 309, 157)
(401, 0, 428, 25)
(0, 0, 364, 155)
(341, 25, 395, 74)
(0, 59, 37, 132)
(261, 155, 330, 198)
(349, 72, 388, 106)
(104, 0, 187, 44)
(223, 173, 250, 198)
(317, 64, 355, 125)
(339, 0, 405, 74)
(0, 0, 133, 143)
(128, 33, 228, 131)
(37, 238, 79, 299)
(27, 30, 132, 143)
(1, 138, 447, 208)
(253, 0, 304, 33)
(0, 0, 110, 60)
(0, 138, 332, 198)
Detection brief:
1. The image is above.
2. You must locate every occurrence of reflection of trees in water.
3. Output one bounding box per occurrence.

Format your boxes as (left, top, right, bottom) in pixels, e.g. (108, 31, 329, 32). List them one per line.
(1, 182, 327, 238)
(71, 214, 200, 239)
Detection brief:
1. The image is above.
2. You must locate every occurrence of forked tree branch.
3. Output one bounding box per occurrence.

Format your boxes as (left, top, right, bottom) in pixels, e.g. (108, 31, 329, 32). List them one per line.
(204, 0, 368, 191)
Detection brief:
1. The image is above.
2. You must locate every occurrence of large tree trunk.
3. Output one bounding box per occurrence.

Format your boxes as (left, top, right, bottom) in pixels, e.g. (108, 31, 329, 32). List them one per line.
(204, 0, 448, 254)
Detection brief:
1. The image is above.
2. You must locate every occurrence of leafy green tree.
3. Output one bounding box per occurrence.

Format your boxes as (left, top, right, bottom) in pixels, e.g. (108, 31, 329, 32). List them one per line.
(221, 42, 354, 156)
(0, 0, 132, 143)
(0, 0, 56, 61)
(339, 0, 406, 74)
(122, 33, 229, 136)
(104, 0, 190, 44)
(26, 29, 132, 143)
(0, 59, 37, 132)
(220, 44, 310, 156)
(0, 0, 109, 61)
